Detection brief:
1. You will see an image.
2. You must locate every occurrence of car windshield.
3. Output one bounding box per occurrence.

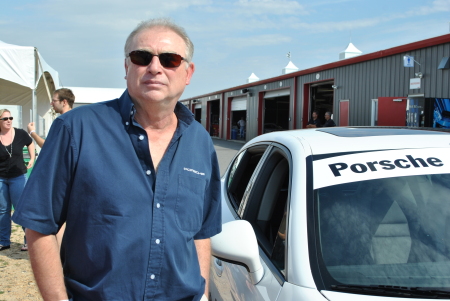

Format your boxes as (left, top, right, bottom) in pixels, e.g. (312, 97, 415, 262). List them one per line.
(315, 173, 450, 289)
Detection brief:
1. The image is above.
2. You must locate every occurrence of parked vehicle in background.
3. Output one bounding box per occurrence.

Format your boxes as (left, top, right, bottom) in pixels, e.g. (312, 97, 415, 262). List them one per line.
(210, 127, 450, 300)
(263, 123, 283, 134)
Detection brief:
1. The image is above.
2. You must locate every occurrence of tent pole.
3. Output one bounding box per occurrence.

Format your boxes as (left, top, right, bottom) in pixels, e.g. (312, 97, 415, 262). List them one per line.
(33, 49, 38, 134)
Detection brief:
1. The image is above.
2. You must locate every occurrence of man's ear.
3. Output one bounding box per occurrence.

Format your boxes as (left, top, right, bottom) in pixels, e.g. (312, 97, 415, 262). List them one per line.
(185, 62, 195, 85)
(124, 58, 129, 78)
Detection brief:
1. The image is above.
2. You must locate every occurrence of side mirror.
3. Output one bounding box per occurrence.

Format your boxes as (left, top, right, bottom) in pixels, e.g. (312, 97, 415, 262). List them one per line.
(211, 220, 264, 284)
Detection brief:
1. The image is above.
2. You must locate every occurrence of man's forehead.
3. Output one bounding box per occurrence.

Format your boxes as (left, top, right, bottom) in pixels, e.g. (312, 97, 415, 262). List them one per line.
(133, 27, 184, 47)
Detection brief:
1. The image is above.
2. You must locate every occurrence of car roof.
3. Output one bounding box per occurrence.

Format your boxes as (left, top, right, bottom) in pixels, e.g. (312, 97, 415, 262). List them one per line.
(246, 127, 450, 156)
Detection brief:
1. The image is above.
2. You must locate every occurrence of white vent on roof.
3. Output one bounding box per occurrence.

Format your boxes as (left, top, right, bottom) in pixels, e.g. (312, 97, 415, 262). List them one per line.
(247, 73, 259, 83)
(282, 61, 299, 74)
(339, 42, 362, 60)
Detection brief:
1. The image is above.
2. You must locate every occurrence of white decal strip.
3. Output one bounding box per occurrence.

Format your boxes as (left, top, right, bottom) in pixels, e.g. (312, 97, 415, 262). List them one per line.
(313, 148, 450, 189)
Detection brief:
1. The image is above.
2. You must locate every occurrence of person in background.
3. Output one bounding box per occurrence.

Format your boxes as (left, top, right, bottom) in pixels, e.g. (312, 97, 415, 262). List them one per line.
(306, 110, 322, 128)
(13, 18, 221, 301)
(27, 88, 74, 248)
(237, 116, 246, 138)
(27, 88, 75, 148)
(324, 111, 336, 127)
(0, 109, 35, 252)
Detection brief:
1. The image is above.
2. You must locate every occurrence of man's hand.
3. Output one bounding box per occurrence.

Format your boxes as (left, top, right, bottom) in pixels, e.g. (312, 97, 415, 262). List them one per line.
(28, 122, 36, 133)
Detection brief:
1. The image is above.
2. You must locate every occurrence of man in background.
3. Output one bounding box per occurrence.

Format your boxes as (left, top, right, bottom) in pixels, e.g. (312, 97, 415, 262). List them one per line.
(323, 111, 336, 127)
(237, 116, 246, 138)
(27, 88, 75, 148)
(306, 110, 322, 128)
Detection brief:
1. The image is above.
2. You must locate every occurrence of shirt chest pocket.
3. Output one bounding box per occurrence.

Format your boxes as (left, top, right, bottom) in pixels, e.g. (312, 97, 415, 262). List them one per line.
(175, 174, 207, 233)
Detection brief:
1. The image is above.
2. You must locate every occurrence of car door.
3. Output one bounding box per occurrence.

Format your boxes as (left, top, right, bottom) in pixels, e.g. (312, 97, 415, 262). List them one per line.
(210, 143, 292, 301)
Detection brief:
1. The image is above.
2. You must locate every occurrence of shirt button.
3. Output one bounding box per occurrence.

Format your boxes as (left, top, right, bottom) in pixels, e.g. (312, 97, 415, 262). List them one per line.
(139, 135, 144, 140)
(130, 110, 133, 115)
(150, 274, 155, 280)
(156, 203, 160, 208)
(146, 170, 151, 175)
(125, 121, 129, 126)
(155, 239, 160, 244)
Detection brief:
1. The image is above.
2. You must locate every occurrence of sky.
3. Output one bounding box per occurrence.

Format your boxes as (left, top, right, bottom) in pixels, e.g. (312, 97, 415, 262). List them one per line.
(1, 0, 449, 99)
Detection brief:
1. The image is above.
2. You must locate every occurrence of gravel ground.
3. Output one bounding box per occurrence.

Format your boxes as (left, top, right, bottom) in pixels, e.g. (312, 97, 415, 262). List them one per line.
(0, 221, 42, 301)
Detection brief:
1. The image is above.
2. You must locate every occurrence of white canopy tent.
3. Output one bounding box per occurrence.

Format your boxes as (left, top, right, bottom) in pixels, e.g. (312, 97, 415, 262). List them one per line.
(0, 40, 60, 136)
(67, 87, 125, 107)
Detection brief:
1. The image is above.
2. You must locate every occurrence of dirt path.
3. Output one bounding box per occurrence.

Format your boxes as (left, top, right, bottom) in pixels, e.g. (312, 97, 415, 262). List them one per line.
(0, 221, 42, 301)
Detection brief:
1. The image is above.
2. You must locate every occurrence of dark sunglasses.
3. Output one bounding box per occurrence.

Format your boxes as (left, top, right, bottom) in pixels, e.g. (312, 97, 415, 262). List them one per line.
(127, 50, 186, 68)
(0, 117, 13, 121)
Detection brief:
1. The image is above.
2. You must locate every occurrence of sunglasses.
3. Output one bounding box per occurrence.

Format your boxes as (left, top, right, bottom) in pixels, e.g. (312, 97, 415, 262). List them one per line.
(127, 50, 186, 68)
(0, 117, 13, 121)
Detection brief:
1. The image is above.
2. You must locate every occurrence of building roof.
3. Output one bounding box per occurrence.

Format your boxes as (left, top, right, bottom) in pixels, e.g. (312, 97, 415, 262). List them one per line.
(67, 87, 125, 104)
(181, 33, 450, 101)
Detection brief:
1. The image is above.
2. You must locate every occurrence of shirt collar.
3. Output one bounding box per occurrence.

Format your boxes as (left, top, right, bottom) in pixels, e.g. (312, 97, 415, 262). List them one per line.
(119, 89, 195, 132)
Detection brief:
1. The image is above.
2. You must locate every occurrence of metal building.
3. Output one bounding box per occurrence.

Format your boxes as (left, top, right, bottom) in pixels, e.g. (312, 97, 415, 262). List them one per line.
(180, 33, 450, 141)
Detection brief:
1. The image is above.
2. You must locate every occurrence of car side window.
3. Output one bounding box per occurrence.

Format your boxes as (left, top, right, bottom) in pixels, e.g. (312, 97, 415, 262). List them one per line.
(242, 146, 290, 277)
(227, 145, 268, 212)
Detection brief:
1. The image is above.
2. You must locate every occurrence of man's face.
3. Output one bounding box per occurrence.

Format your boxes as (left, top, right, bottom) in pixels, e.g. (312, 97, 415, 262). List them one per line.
(325, 114, 330, 120)
(51, 94, 64, 114)
(312, 112, 318, 119)
(124, 27, 195, 107)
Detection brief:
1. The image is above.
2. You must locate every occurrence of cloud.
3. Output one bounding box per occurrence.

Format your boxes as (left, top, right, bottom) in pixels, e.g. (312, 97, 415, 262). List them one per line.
(409, 0, 450, 16)
(235, 0, 308, 15)
(223, 34, 292, 48)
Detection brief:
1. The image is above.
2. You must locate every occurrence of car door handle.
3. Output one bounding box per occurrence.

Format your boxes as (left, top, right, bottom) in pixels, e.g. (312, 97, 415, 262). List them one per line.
(213, 257, 223, 277)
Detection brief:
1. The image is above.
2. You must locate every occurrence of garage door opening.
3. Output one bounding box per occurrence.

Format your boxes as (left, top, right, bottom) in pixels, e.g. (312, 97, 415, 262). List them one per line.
(309, 82, 334, 126)
(231, 96, 247, 140)
(194, 104, 201, 124)
(263, 89, 290, 134)
(263, 96, 289, 133)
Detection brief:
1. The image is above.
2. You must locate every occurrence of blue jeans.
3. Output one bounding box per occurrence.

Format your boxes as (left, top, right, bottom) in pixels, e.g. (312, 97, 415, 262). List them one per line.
(0, 174, 27, 246)
(240, 127, 245, 138)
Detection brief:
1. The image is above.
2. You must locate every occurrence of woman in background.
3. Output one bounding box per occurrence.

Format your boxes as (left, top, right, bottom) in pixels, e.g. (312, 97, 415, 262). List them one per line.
(0, 109, 35, 251)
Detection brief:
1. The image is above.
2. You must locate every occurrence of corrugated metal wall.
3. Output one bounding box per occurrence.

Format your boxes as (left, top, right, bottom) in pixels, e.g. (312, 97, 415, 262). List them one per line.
(222, 78, 295, 140)
(295, 42, 450, 127)
(182, 39, 450, 141)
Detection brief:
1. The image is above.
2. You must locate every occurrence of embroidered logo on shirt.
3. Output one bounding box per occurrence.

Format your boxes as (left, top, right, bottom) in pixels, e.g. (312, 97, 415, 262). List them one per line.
(183, 167, 205, 176)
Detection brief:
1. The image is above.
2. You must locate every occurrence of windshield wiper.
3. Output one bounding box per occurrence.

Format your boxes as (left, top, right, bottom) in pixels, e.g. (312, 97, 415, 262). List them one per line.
(331, 284, 450, 299)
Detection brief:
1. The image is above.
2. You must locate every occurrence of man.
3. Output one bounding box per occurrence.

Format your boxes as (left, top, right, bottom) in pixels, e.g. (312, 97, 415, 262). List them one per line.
(237, 116, 246, 138)
(306, 110, 322, 128)
(27, 88, 75, 148)
(323, 111, 336, 127)
(13, 18, 221, 301)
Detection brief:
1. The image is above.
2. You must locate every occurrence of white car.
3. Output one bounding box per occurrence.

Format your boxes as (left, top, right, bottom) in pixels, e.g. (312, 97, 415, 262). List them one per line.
(209, 127, 450, 300)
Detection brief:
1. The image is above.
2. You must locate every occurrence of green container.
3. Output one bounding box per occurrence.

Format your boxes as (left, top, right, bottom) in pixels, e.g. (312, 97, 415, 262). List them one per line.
(23, 146, 34, 177)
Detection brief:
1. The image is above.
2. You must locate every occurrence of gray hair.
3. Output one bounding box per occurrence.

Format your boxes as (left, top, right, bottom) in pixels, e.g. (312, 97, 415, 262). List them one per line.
(124, 18, 194, 64)
(325, 111, 332, 116)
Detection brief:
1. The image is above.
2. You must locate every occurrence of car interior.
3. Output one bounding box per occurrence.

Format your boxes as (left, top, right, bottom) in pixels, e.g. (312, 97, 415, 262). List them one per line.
(318, 174, 450, 270)
(227, 145, 291, 276)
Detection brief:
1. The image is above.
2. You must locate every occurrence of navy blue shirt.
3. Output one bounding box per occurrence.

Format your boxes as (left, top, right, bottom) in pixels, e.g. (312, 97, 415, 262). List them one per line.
(13, 90, 222, 300)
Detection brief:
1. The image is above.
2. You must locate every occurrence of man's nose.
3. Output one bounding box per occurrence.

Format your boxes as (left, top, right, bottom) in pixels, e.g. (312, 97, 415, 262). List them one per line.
(147, 55, 162, 74)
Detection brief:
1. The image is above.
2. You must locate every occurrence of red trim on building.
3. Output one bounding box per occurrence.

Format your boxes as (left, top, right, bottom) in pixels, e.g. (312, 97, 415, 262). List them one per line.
(227, 97, 232, 140)
(302, 83, 310, 129)
(206, 101, 211, 135)
(293, 77, 297, 129)
(258, 92, 264, 135)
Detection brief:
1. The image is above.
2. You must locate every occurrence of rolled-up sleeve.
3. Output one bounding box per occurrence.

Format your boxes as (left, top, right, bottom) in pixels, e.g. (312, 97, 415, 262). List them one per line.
(194, 143, 222, 240)
(12, 118, 78, 235)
